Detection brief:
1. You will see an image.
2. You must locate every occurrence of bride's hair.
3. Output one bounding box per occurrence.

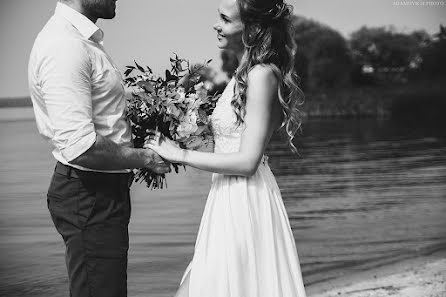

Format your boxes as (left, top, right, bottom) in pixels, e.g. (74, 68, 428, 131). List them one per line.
(233, 0, 304, 153)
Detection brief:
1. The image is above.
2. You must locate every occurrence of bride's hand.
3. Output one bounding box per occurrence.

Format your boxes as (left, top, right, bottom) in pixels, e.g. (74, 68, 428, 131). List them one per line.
(144, 132, 185, 163)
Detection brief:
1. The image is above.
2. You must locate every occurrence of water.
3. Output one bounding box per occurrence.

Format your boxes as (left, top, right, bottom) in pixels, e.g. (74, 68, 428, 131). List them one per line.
(0, 108, 445, 296)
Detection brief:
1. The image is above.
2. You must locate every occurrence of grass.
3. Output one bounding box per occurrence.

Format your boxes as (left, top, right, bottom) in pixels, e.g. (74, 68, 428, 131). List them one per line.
(302, 78, 446, 119)
(0, 97, 32, 108)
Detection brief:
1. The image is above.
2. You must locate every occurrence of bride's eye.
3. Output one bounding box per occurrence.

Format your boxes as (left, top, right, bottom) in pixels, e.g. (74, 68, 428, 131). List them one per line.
(220, 14, 231, 23)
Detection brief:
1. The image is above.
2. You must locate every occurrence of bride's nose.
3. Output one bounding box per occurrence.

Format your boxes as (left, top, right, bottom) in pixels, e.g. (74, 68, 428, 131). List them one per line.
(213, 22, 221, 32)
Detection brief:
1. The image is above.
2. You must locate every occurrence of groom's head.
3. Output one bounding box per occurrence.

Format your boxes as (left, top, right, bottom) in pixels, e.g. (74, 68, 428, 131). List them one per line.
(60, 0, 117, 21)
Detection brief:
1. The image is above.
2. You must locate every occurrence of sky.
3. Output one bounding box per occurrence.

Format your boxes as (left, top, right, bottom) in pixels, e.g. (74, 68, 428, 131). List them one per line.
(0, 0, 445, 98)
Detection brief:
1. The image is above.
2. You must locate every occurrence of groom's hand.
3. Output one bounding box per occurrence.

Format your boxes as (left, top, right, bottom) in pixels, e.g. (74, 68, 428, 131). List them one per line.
(143, 149, 171, 174)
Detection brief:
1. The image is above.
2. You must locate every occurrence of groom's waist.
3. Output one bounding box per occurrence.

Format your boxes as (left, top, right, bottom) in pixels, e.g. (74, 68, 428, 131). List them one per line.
(54, 162, 134, 187)
(53, 150, 132, 174)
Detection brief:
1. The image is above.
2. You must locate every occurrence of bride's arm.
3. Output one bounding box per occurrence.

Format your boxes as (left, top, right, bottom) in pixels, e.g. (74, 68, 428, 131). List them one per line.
(148, 65, 279, 177)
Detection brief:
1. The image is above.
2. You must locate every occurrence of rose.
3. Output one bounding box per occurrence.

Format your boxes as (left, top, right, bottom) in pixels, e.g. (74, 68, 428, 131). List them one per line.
(176, 122, 197, 139)
(177, 87, 186, 100)
(184, 95, 196, 105)
(166, 105, 182, 118)
(194, 81, 204, 91)
(176, 110, 198, 139)
(194, 82, 208, 102)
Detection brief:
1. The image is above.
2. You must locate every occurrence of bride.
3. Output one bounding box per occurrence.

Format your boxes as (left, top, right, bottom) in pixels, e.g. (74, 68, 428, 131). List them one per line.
(146, 0, 307, 296)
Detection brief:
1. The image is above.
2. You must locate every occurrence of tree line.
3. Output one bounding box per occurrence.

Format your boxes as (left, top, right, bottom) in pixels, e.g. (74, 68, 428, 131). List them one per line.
(220, 16, 446, 92)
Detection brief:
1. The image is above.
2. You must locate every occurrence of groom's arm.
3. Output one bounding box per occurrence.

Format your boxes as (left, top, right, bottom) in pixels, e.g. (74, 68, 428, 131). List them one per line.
(70, 135, 169, 172)
(39, 38, 169, 173)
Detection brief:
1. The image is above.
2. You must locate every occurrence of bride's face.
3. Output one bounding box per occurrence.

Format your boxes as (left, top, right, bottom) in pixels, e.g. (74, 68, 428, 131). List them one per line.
(213, 0, 244, 52)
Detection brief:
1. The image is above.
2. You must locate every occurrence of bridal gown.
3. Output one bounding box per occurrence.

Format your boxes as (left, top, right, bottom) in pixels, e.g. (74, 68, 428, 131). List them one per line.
(180, 78, 307, 297)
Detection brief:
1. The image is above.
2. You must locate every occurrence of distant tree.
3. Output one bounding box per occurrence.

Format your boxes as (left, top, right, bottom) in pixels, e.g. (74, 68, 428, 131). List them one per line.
(419, 25, 446, 78)
(217, 16, 353, 91)
(349, 26, 430, 84)
(291, 16, 352, 90)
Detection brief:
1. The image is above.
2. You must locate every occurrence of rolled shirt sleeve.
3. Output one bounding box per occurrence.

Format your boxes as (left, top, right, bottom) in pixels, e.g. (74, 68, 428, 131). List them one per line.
(39, 39, 97, 162)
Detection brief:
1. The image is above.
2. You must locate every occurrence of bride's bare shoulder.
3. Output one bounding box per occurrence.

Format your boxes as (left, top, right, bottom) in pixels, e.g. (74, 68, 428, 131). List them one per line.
(245, 64, 280, 100)
(247, 64, 279, 89)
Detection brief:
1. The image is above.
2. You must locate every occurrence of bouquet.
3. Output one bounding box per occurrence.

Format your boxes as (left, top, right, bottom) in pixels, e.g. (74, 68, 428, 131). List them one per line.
(124, 54, 219, 189)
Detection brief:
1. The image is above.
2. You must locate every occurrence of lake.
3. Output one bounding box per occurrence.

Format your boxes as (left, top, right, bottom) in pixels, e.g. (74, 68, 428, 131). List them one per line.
(0, 108, 445, 297)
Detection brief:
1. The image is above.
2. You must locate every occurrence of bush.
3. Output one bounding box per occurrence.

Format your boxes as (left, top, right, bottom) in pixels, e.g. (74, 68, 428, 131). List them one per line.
(291, 16, 352, 91)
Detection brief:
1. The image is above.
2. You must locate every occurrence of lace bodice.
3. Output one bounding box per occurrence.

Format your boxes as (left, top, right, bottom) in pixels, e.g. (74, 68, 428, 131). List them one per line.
(210, 78, 244, 153)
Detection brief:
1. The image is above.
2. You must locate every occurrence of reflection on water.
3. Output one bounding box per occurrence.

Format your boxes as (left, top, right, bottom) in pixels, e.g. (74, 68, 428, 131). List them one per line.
(0, 109, 445, 296)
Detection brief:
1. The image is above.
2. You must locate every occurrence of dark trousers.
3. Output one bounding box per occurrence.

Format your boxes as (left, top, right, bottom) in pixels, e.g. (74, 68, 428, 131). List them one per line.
(47, 162, 132, 297)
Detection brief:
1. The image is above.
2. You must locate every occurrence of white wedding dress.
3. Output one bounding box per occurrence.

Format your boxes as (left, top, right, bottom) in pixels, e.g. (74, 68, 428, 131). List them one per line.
(180, 78, 307, 297)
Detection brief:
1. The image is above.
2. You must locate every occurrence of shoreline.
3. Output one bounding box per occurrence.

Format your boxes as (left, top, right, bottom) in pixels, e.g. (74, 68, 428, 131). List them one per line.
(0, 107, 35, 122)
(2, 78, 445, 119)
(307, 249, 446, 297)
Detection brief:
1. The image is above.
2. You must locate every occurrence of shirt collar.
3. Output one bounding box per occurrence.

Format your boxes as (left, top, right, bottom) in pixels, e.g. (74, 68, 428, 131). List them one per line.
(55, 2, 104, 44)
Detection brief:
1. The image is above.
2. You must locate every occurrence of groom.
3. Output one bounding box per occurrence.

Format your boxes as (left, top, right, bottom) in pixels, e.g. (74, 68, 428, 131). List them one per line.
(28, 0, 170, 296)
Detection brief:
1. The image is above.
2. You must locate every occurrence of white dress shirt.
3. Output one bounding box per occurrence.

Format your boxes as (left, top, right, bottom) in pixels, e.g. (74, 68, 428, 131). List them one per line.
(28, 2, 132, 172)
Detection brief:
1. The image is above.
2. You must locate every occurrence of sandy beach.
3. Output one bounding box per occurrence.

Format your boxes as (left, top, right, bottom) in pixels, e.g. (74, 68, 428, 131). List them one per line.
(308, 250, 446, 297)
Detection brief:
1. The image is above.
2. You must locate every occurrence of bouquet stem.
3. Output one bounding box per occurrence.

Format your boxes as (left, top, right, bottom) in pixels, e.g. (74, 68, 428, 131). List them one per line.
(134, 169, 167, 189)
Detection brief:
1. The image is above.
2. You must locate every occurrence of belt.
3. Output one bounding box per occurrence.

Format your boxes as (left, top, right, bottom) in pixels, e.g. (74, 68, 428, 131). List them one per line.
(55, 162, 81, 178)
(54, 162, 134, 187)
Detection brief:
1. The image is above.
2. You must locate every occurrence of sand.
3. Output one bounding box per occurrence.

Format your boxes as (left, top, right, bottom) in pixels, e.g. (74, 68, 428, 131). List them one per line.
(308, 251, 446, 297)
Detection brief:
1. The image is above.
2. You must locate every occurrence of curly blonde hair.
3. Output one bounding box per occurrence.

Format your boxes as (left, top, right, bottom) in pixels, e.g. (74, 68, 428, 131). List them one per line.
(232, 0, 304, 153)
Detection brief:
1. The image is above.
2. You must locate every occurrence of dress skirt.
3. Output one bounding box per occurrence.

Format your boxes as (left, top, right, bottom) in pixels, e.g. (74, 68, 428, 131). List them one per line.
(180, 160, 307, 297)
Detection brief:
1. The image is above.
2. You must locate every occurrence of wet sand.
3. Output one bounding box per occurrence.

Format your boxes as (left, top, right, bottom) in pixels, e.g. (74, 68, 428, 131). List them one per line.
(308, 250, 446, 297)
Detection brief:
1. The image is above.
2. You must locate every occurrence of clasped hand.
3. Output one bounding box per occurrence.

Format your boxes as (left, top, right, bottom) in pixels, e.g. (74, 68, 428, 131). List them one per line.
(144, 131, 185, 164)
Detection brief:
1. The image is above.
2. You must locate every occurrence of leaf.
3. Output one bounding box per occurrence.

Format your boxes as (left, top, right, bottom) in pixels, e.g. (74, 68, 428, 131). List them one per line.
(125, 77, 137, 84)
(124, 68, 134, 77)
(137, 80, 155, 93)
(134, 60, 145, 73)
(165, 70, 178, 82)
(193, 125, 206, 135)
(169, 121, 176, 131)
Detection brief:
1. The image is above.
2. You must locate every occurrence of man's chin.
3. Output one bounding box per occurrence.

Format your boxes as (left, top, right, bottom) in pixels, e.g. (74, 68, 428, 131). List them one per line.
(102, 11, 116, 19)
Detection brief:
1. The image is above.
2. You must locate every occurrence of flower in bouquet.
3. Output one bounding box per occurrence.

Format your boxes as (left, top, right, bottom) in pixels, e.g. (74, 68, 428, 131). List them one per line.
(124, 54, 219, 189)
(176, 109, 199, 140)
